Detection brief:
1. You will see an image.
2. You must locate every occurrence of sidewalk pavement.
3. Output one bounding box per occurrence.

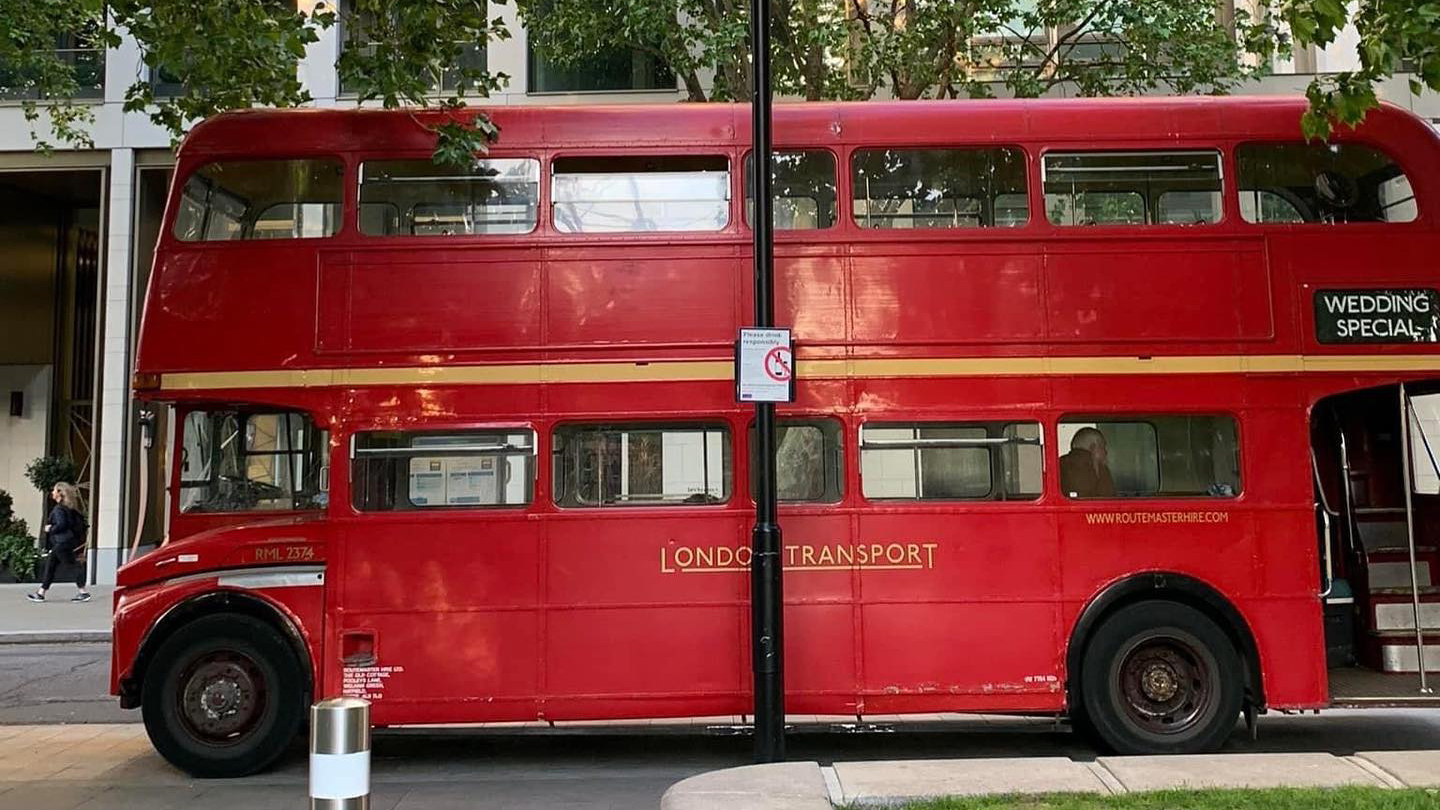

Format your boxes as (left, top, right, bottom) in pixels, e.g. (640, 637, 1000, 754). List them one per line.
(0, 583, 113, 643)
(661, 751, 1440, 809)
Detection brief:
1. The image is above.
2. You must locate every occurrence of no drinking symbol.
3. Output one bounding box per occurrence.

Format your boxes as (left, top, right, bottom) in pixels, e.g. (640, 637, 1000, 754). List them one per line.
(763, 346, 793, 382)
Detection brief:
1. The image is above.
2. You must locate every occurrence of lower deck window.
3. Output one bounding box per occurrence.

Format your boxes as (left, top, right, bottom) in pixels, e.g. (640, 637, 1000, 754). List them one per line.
(180, 410, 328, 513)
(749, 418, 843, 503)
(351, 430, 535, 510)
(860, 421, 1041, 501)
(553, 423, 730, 507)
(1058, 415, 1240, 498)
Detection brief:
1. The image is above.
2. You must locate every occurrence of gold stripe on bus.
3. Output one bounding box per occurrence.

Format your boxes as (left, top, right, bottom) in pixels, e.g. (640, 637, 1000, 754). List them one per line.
(156, 354, 1440, 391)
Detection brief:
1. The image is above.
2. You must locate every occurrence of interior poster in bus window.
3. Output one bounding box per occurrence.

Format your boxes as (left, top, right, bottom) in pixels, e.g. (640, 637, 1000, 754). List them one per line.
(1314, 288, 1440, 343)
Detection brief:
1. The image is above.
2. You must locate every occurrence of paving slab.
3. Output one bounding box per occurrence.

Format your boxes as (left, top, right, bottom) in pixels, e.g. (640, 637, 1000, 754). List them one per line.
(833, 757, 1110, 804)
(0, 584, 114, 644)
(661, 762, 832, 810)
(1097, 752, 1384, 791)
(1356, 750, 1440, 787)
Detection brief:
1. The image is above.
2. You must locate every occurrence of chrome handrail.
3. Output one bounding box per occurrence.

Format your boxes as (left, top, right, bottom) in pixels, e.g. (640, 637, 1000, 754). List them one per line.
(1317, 504, 1335, 599)
(1398, 383, 1431, 694)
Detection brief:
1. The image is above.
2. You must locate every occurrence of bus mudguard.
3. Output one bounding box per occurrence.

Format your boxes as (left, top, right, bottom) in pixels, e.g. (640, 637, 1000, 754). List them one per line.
(117, 585, 317, 710)
(1065, 571, 1265, 711)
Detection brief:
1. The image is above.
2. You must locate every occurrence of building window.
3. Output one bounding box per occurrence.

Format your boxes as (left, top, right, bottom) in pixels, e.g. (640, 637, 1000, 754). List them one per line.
(174, 160, 343, 241)
(0, 27, 104, 101)
(526, 43, 675, 93)
(852, 148, 1029, 229)
(359, 158, 540, 236)
(552, 155, 730, 233)
(1237, 143, 1418, 224)
(180, 410, 328, 513)
(860, 421, 1042, 501)
(749, 418, 844, 503)
(351, 429, 535, 510)
(1057, 415, 1240, 499)
(337, 0, 487, 96)
(553, 423, 731, 507)
(1044, 151, 1223, 226)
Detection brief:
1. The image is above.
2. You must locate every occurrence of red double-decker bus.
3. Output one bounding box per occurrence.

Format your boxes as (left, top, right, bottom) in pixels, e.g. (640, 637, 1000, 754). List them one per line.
(113, 97, 1440, 777)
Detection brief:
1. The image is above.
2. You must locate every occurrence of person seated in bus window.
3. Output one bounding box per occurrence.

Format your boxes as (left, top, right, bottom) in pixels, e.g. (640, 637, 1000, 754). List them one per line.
(1060, 427, 1116, 498)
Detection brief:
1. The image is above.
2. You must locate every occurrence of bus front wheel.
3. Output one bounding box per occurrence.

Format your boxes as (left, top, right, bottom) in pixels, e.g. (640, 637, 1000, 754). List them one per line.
(141, 613, 307, 778)
(1079, 600, 1242, 755)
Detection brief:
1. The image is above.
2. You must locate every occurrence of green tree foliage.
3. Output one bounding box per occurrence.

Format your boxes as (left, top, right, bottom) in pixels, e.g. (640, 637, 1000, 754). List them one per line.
(1282, 0, 1440, 138)
(517, 0, 1287, 102)
(0, 0, 507, 165)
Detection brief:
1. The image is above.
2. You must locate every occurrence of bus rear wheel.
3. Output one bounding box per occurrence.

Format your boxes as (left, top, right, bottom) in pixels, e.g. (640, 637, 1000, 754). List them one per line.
(142, 613, 306, 778)
(1079, 601, 1242, 754)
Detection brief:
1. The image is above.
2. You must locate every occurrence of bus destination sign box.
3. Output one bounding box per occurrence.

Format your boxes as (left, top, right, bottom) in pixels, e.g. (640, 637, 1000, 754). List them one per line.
(736, 328, 795, 403)
(1314, 288, 1439, 344)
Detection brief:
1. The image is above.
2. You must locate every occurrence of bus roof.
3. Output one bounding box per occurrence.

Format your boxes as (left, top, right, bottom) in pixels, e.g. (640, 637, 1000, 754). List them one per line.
(178, 96, 1437, 158)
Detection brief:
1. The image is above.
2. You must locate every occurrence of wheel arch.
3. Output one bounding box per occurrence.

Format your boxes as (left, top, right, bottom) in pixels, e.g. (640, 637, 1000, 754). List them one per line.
(1066, 572, 1265, 712)
(119, 589, 315, 710)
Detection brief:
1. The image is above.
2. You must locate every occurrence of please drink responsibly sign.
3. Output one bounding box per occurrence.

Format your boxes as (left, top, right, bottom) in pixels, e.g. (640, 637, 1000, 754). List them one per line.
(1314, 288, 1440, 343)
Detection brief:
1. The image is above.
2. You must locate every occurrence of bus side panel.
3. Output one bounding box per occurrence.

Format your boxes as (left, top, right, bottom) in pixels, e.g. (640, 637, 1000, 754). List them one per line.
(856, 509, 1063, 710)
(1237, 596, 1328, 708)
(543, 512, 748, 718)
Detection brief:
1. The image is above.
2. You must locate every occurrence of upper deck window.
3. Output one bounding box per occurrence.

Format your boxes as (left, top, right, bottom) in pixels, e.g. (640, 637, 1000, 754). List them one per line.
(358, 159, 540, 236)
(174, 159, 343, 241)
(852, 148, 1029, 229)
(1044, 151, 1222, 226)
(552, 156, 730, 233)
(1237, 143, 1418, 224)
(744, 150, 838, 230)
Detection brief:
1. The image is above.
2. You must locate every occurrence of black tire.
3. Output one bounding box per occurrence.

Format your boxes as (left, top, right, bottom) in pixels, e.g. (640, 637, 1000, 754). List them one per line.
(1079, 600, 1243, 755)
(141, 613, 308, 778)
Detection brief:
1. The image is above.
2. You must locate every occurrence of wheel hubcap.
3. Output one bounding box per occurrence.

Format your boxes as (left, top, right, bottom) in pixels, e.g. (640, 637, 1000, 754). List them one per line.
(1117, 635, 1213, 736)
(178, 653, 267, 743)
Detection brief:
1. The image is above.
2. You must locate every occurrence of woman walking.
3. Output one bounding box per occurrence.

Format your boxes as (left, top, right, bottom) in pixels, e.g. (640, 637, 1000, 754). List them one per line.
(26, 482, 91, 603)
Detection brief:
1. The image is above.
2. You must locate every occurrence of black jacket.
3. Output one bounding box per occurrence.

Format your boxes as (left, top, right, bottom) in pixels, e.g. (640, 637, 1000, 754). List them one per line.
(46, 504, 86, 552)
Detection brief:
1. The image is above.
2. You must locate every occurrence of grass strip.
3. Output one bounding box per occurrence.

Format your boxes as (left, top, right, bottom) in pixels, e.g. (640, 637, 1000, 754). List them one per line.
(882, 787, 1439, 810)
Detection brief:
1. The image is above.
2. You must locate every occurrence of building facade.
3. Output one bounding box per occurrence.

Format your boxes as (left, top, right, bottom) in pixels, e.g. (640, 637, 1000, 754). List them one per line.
(0, 7, 1437, 585)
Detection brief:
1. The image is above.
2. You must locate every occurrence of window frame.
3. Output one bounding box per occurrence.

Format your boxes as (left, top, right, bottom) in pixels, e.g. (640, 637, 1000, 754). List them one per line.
(171, 156, 347, 244)
(1056, 413, 1244, 500)
(355, 155, 543, 238)
(1232, 139, 1423, 228)
(746, 416, 846, 505)
(858, 419, 1045, 503)
(849, 145, 1033, 232)
(742, 148, 842, 233)
(548, 152, 735, 236)
(349, 426, 538, 512)
(1040, 148, 1226, 228)
(551, 420, 734, 509)
(177, 407, 330, 515)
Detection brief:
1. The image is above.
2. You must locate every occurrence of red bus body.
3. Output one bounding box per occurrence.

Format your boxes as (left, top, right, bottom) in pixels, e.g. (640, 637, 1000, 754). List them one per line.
(112, 98, 1440, 769)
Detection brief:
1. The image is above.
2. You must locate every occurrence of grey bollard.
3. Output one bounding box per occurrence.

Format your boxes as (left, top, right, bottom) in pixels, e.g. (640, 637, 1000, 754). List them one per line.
(310, 697, 371, 810)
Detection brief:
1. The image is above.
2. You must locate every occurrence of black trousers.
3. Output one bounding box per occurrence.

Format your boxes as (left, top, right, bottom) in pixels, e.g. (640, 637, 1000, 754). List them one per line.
(40, 545, 85, 590)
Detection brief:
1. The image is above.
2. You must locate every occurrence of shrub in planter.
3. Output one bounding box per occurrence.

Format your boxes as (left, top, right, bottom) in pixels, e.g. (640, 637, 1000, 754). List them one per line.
(0, 488, 30, 538)
(26, 456, 80, 501)
(0, 533, 42, 583)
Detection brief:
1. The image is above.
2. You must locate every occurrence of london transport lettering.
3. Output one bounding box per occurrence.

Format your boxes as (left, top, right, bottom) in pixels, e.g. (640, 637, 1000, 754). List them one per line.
(1314, 288, 1440, 343)
(661, 541, 939, 573)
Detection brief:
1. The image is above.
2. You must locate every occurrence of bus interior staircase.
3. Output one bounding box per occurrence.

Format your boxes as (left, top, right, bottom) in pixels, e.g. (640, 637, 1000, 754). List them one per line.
(1352, 513, 1440, 672)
